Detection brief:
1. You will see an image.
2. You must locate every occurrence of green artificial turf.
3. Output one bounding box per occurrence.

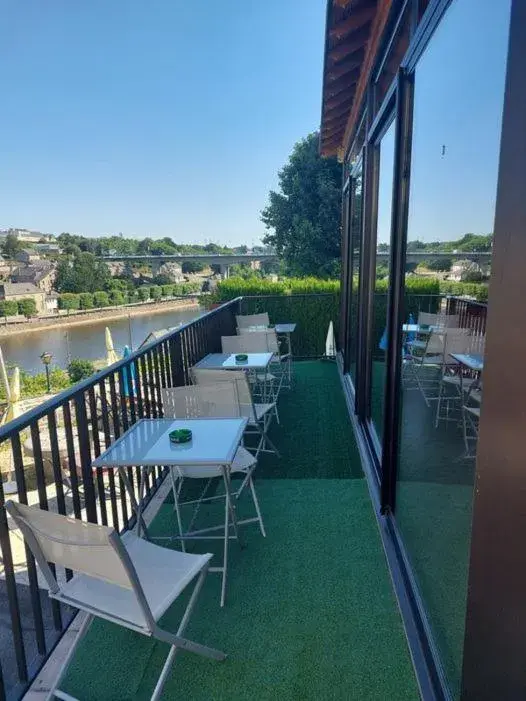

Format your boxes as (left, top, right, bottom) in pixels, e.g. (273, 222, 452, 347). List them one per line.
(62, 361, 419, 701)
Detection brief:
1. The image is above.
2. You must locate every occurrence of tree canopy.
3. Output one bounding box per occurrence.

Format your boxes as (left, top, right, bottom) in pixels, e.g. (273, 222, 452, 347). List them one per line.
(55, 251, 111, 293)
(261, 132, 341, 277)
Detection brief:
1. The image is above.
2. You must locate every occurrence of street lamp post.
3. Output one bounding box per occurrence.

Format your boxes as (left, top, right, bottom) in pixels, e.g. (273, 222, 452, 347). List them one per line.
(40, 351, 52, 393)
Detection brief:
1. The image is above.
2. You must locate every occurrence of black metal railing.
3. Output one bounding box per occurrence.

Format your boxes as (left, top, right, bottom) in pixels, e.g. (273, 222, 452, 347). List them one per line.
(445, 295, 488, 337)
(0, 297, 240, 701)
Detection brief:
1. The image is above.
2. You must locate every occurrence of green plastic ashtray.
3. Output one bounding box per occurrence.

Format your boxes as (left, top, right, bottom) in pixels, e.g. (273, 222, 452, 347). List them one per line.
(169, 429, 192, 444)
(235, 353, 248, 363)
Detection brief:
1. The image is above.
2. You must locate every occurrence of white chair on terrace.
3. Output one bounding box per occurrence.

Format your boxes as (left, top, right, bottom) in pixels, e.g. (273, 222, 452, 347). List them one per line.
(161, 384, 266, 606)
(192, 368, 279, 458)
(408, 312, 461, 353)
(238, 328, 291, 390)
(434, 330, 477, 426)
(404, 327, 470, 406)
(221, 334, 278, 399)
(236, 312, 269, 331)
(6, 500, 225, 701)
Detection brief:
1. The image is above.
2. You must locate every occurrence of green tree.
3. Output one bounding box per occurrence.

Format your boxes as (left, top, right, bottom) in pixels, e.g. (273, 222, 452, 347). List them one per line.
(109, 290, 125, 305)
(56, 252, 110, 293)
(93, 291, 110, 307)
(261, 132, 341, 277)
(0, 300, 19, 316)
(78, 292, 95, 309)
(2, 233, 23, 258)
(137, 286, 151, 301)
(67, 358, 95, 383)
(17, 298, 37, 317)
(149, 285, 162, 301)
(182, 260, 205, 273)
(58, 293, 80, 311)
(427, 257, 453, 272)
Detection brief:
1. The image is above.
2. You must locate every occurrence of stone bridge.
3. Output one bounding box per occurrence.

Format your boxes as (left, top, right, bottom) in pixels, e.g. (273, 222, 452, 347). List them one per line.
(99, 253, 278, 278)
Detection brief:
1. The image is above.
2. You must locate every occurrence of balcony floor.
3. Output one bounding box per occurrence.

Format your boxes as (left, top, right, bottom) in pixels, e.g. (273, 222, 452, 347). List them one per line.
(62, 361, 419, 700)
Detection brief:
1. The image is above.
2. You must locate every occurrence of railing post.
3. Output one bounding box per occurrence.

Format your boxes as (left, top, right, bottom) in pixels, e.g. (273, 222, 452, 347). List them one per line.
(74, 393, 97, 524)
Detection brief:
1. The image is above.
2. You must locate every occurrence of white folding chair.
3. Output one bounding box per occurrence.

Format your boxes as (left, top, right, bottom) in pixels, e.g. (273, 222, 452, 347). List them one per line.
(222, 333, 279, 399)
(191, 368, 279, 458)
(161, 384, 266, 606)
(238, 328, 291, 391)
(408, 312, 461, 353)
(5, 501, 225, 701)
(236, 312, 269, 331)
(435, 330, 477, 426)
(404, 328, 470, 406)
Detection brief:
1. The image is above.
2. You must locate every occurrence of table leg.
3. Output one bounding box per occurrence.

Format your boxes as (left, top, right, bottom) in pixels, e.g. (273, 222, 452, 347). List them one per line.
(120, 465, 149, 539)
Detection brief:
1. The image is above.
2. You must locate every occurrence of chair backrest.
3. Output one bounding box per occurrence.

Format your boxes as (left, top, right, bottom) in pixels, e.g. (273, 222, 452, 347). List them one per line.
(192, 368, 255, 420)
(443, 328, 473, 357)
(238, 328, 279, 353)
(161, 383, 240, 419)
(221, 335, 246, 353)
(418, 311, 460, 329)
(5, 501, 133, 592)
(236, 312, 269, 330)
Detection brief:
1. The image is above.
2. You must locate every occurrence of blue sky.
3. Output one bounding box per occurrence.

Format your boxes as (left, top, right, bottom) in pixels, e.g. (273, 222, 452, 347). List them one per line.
(0, 1, 326, 245)
(377, 0, 511, 243)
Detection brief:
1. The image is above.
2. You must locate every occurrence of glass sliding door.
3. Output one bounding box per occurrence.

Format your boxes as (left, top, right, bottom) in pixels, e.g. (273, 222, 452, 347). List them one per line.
(348, 159, 363, 385)
(395, 0, 512, 696)
(369, 119, 396, 445)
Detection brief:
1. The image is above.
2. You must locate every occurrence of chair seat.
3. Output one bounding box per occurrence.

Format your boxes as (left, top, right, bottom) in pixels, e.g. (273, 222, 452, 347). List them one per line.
(256, 372, 277, 383)
(254, 403, 275, 421)
(55, 532, 211, 631)
(442, 376, 477, 388)
(272, 353, 291, 363)
(465, 406, 480, 418)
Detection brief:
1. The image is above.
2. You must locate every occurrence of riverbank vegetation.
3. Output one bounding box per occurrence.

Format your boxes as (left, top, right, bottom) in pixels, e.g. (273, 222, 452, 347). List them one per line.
(57, 282, 201, 311)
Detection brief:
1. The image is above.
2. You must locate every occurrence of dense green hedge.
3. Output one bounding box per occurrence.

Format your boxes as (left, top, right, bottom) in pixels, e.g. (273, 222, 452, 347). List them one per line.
(57, 282, 201, 313)
(215, 276, 443, 358)
(438, 280, 488, 302)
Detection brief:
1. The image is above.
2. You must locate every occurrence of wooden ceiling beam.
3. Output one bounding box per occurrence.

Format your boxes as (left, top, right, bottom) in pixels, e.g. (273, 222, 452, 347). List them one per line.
(324, 81, 358, 109)
(322, 126, 346, 143)
(326, 52, 363, 80)
(332, 0, 354, 8)
(324, 95, 354, 118)
(330, 6, 376, 39)
(328, 26, 371, 63)
(324, 106, 353, 127)
(324, 69, 360, 97)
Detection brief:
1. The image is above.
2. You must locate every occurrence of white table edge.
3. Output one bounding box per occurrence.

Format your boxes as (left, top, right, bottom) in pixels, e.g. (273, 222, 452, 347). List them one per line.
(92, 417, 249, 468)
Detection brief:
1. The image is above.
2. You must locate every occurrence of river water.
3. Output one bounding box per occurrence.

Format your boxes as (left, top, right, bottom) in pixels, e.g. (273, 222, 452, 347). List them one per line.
(0, 306, 204, 374)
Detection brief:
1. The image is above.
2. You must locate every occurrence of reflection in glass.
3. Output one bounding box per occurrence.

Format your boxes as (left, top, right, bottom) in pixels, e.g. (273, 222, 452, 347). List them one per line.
(396, 0, 511, 696)
(370, 119, 395, 444)
(348, 162, 363, 383)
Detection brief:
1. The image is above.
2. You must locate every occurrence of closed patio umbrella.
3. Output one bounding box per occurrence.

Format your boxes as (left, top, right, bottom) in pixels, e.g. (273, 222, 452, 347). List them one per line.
(122, 345, 136, 398)
(325, 321, 336, 358)
(2, 367, 21, 494)
(105, 326, 119, 366)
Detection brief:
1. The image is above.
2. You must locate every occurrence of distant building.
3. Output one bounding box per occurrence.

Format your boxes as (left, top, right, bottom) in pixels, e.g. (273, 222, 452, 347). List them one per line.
(44, 292, 59, 314)
(34, 242, 61, 255)
(12, 262, 56, 294)
(0, 282, 46, 313)
(0, 229, 52, 244)
(15, 249, 41, 264)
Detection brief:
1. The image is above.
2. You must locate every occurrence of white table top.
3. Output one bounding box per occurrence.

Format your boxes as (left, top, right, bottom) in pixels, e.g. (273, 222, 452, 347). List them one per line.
(450, 353, 484, 372)
(92, 418, 248, 467)
(194, 352, 273, 370)
(402, 324, 436, 334)
(275, 323, 296, 334)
